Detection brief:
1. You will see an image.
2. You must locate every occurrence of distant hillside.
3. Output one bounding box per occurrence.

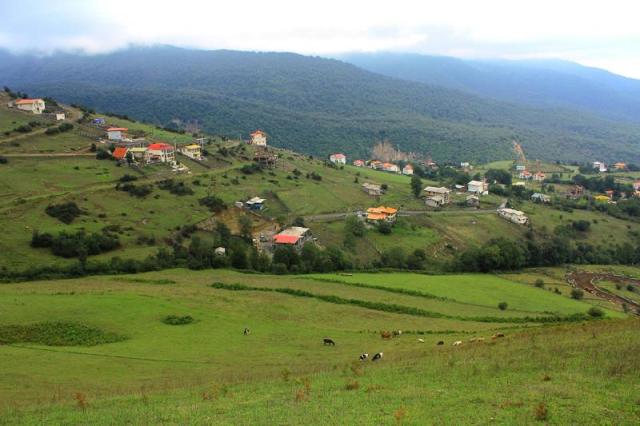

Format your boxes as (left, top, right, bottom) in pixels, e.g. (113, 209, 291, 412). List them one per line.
(1, 46, 640, 162)
(341, 53, 640, 124)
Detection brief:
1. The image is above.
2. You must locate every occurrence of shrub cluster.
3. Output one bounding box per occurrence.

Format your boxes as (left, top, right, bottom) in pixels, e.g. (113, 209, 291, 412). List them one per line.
(157, 179, 193, 196)
(162, 315, 194, 325)
(31, 230, 120, 258)
(45, 202, 84, 224)
(116, 182, 153, 198)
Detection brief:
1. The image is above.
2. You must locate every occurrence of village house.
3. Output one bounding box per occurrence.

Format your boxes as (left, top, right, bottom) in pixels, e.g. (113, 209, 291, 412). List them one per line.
(369, 160, 383, 170)
(382, 162, 400, 173)
(107, 127, 128, 141)
(128, 147, 147, 163)
(424, 186, 451, 207)
(244, 197, 266, 211)
(329, 153, 346, 165)
(249, 130, 267, 146)
(466, 194, 480, 207)
(533, 172, 546, 182)
(402, 164, 414, 175)
(515, 164, 526, 171)
(592, 161, 608, 173)
(366, 206, 398, 223)
(460, 162, 470, 168)
(273, 227, 312, 249)
(353, 159, 365, 167)
(497, 208, 529, 225)
(519, 170, 533, 180)
(145, 142, 175, 163)
(566, 184, 585, 199)
(634, 181, 640, 192)
(613, 162, 627, 170)
(362, 182, 383, 196)
(467, 180, 488, 195)
(14, 98, 45, 114)
(179, 144, 202, 160)
(531, 193, 551, 203)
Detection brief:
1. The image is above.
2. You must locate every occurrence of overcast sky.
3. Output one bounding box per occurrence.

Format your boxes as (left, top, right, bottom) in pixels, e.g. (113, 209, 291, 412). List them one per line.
(2, 0, 640, 78)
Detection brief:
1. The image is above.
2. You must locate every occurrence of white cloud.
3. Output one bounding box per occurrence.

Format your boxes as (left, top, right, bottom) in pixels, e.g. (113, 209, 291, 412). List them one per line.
(2, 0, 640, 77)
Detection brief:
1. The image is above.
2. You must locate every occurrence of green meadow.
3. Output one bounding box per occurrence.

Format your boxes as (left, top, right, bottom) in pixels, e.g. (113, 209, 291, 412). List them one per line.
(0, 269, 637, 424)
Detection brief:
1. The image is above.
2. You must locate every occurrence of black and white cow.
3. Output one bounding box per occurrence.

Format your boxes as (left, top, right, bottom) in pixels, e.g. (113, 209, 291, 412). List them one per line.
(323, 338, 336, 346)
(371, 352, 383, 361)
(359, 353, 369, 361)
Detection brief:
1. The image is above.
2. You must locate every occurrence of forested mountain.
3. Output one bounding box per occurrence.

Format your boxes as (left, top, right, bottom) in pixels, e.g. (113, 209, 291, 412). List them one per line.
(341, 53, 640, 124)
(1, 46, 640, 162)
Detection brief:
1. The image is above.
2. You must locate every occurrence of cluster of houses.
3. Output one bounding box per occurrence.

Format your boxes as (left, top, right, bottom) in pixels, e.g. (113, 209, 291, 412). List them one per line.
(422, 180, 489, 207)
(328, 154, 414, 175)
(518, 170, 546, 181)
(592, 161, 627, 173)
(497, 208, 529, 225)
(99, 125, 204, 168)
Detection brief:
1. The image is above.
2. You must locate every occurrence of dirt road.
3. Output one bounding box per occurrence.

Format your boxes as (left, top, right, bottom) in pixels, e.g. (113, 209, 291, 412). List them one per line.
(566, 271, 640, 314)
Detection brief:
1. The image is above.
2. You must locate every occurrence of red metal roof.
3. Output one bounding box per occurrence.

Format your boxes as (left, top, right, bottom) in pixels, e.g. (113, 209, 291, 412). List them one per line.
(273, 234, 300, 245)
(112, 147, 129, 160)
(15, 98, 42, 104)
(147, 143, 173, 150)
(107, 127, 128, 132)
(251, 130, 266, 136)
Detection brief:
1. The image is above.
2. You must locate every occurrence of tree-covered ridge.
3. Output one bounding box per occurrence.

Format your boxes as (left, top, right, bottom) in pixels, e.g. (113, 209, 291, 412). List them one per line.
(2, 46, 640, 162)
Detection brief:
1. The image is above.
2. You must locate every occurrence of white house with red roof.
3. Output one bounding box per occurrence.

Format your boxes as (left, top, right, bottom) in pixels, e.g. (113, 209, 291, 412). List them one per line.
(107, 127, 128, 141)
(250, 130, 267, 146)
(145, 142, 175, 163)
(329, 153, 346, 165)
(382, 162, 400, 173)
(353, 159, 365, 167)
(273, 227, 312, 249)
(15, 98, 45, 114)
(402, 164, 414, 175)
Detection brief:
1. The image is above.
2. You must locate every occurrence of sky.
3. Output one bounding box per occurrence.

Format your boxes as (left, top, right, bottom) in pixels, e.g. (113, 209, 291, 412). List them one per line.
(2, 0, 640, 78)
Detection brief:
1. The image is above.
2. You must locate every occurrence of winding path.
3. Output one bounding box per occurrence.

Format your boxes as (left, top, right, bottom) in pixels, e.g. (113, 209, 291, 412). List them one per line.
(566, 271, 640, 314)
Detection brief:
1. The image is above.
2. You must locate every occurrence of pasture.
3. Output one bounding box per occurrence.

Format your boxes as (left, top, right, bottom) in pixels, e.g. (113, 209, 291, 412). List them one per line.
(0, 269, 637, 424)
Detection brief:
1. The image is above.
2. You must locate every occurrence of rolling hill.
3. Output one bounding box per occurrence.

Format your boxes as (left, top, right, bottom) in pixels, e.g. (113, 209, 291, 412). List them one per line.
(2, 46, 640, 163)
(341, 52, 640, 124)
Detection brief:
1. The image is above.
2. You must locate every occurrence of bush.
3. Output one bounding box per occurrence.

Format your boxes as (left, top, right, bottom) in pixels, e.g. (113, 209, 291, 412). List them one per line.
(0, 156, 7, 164)
(96, 149, 111, 160)
(570, 288, 584, 300)
(534, 279, 545, 288)
(498, 302, 508, 310)
(199, 195, 227, 212)
(157, 179, 193, 196)
(15, 124, 32, 133)
(587, 307, 604, 318)
(44, 127, 60, 135)
(378, 221, 392, 235)
(58, 122, 74, 132)
(117, 183, 152, 198)
(571, 220, 591, 232)
(162, 315, 194, 325)
(626, 284, 635, 292)
(31, 230, 120, 258)
(119, 174, 138, 183)
(45, 202, 83, 224)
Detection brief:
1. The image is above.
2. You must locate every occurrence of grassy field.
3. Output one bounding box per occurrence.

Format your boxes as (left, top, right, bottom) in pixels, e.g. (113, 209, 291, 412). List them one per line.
(0, 268, 637, 424)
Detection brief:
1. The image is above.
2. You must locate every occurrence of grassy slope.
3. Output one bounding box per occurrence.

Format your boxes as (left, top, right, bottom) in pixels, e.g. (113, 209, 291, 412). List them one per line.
(0, 269, 637, 424)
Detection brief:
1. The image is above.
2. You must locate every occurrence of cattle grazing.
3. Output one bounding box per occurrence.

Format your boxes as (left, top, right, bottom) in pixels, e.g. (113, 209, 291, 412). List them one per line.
(417, 338, 425, 343)
(437, 341, 445, 345)
(392, 330, 403, 337)
(477, 337, 485, 342)
(371, 352, 383, 361)
(469, 337, 478, 343)
(491, 333, 505, 340)
(323, 338, 336, 346)
(380, 331, 393, 339)
(359, 353, 369, 361)
(243, 327, 250, 336)
(452, 340, 463, 346)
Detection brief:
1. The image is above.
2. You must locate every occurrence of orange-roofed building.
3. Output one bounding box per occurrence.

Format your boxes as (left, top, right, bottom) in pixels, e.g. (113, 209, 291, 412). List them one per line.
(366, 206, 398, 223)
(249, 130, 267, 146)
(533, 172, 546, 182)
(15, 98, 45, 114)
(145, 142, 175, 163)
(614, 162, 627, 170)
(353, 159, 365, 167)
(273, 226, 312, 249)
(112, 146, 129, 161)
